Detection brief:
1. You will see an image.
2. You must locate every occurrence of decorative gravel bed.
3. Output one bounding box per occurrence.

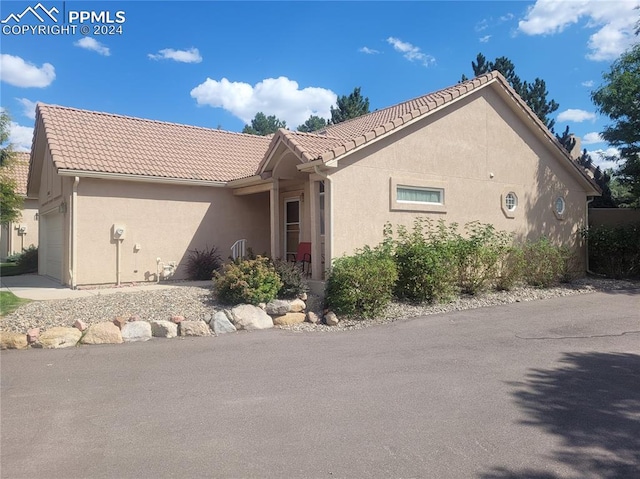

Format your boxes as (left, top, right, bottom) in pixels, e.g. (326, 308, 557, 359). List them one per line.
(1, 278, 638, 335)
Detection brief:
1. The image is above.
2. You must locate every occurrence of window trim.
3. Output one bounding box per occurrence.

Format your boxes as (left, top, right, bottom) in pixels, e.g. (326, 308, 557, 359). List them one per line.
(553, 195, 567, 220)
(390, 177, 447, 213)
(396, 185, 444, 206)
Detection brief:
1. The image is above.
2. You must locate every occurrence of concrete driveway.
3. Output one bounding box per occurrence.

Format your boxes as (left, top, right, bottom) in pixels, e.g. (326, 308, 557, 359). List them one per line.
(1, 290, 639, 478)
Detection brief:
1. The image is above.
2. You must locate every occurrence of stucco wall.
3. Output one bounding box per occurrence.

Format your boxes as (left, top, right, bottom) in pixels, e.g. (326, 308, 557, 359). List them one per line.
(75, 178, 270, 285)
(0, 198, 39, 259)
(330, 88, 589, 260)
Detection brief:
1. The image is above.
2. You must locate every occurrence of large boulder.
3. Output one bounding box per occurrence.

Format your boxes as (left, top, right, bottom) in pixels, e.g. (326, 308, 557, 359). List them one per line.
(272, 312, 306, 326)
(81, 322, 123, 345)
(230, 304, 273, 330)
(1, 332, 28, 350)
(265, 300, 290, 316)
(211, 311, 236, 334)
(150, 320, 178, 338)
(121, 321, 152, 342)
(179, 321, 211, 337)
(35, 327, 82, 349)
(324, 312, 339, 326)
(288, 298, 306, 313)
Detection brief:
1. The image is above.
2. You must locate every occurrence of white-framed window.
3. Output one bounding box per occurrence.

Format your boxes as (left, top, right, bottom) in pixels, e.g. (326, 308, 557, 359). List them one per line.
(555, 196, 565, 215)
(397, 186, 443, 205)
(505, 192, 518, 212)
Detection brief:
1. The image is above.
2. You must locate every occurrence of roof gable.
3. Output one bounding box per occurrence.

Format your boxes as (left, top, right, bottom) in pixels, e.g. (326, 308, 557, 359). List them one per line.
(2, 152, 31, 196)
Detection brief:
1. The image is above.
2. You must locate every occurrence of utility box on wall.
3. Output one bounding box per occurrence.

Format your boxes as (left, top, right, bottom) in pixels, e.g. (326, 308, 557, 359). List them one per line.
(112, 224, 126, 240)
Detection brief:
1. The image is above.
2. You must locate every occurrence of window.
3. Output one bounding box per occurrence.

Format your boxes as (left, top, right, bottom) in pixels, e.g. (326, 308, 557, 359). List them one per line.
(555, 196, 565, 215)
(504, 192, 517, 212)
(397, 186, 443, 205)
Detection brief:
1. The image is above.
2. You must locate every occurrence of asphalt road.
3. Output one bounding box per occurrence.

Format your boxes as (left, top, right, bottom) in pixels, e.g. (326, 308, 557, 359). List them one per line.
(1, 290, 639, 479)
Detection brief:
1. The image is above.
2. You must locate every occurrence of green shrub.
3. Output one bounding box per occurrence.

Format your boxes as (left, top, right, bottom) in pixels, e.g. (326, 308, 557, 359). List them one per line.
(185, 245, 222, 280)
(521, 237, 571, 288)
(452, 222, 512, 295)
(496, 246, 525, 291)
(326, 247, 397, 318)
(393, 220, 458, 303)
(213, 256, 282, 305)
(273, 259, 309, 299)
(581, 223, 640, 279)
(16, 245, 38, 272)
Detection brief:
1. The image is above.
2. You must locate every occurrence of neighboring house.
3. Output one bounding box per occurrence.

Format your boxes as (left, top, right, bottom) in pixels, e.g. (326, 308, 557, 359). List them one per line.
(27, 72, 600, 287)
(1, 152, 39, 260)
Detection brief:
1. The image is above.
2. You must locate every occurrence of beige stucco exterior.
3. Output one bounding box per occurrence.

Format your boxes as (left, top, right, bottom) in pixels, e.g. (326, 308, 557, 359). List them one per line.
(325, 88, 590, 264)
(0, 198, 39, 260)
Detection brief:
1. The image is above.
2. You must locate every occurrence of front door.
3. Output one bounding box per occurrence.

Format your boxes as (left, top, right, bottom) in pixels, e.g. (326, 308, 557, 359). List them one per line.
(284, 198, 300, 261)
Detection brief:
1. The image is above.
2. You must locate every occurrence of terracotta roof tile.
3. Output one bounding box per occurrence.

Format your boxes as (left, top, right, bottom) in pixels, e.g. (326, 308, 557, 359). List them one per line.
(36, 105, 272, 182)
(1, 152, 30, 196)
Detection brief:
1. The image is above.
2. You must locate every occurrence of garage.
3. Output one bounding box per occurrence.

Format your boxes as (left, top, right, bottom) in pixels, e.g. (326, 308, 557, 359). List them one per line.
(42, 211, 63, 281)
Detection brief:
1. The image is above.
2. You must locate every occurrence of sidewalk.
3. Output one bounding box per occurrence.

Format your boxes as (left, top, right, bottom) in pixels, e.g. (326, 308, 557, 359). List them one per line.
(0, 274, 211, 300)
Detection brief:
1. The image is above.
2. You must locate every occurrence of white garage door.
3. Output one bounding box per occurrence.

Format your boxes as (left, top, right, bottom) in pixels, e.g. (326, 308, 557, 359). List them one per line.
(43, 212, 63, 281)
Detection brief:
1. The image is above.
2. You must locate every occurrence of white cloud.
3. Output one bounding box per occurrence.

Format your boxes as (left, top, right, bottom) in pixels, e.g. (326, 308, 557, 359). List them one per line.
(190, 76, 337, 128)
(479, 35, 492, 43)
(582, 132, 604, 144)
(557, 109, 596, 122)
(8, 122, 33, 152)
(74, 37, 110, 56)
(588, 147, 620, 170)
(359, 47, 379, 54)
(15, 98, 37, 120)
(518, 0, 639, 61)
(148, 47, 202, 63)
(0, 54, 55, 88)
(386, 37, 435, 67)
(500, 13, 515, 22)
(581, 80, 594, 87)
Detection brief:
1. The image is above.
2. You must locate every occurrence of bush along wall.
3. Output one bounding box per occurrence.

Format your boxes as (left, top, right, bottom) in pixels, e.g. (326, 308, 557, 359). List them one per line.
(581, 223, 640, 279)
(325, 220, 579, 319)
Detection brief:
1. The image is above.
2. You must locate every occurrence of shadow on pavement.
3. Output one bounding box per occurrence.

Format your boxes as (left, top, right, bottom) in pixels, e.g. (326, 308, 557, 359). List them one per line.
(480, 352, 640, 479)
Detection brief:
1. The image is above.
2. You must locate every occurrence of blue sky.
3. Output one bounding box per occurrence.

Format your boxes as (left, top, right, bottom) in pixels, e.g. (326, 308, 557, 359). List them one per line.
(1, 0, 639, 170)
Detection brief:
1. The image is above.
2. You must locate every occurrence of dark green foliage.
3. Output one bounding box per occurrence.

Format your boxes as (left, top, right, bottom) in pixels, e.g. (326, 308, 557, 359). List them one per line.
(297, 115, 327, 133)
(591, 44, 640, 207)
(462, 53, 559, 130)
(496, 246, 525, 291)
(556, 125, 577, 153)
(273, 259, 309, 299)
(242, 112, 286, 136)
(330, 87, 370, 124)
(185, 245, 222, 280)
(392, 220, 458, 303)
(581, 223, 640, 278)
(213, 256, 283, 305)
(521, 238, 573, 287)
(325, 247, 397, 318)
(15, 245, 38, 272)
(0, 111, 23, 225)
(575, 149, 616, 208)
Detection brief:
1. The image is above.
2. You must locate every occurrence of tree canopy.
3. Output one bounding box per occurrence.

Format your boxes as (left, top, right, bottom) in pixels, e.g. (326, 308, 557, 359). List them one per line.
(462, 53, 559, 131)
(0, 111, 23, 225)
(297, 115, 327, 133)
(591, 43, 640, 207)
(242, 112, 286, 136)
(330, 87, 370, 125)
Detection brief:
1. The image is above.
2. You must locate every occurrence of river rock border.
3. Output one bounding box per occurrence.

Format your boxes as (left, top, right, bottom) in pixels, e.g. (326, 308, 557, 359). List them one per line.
(1, 296, 333, 350)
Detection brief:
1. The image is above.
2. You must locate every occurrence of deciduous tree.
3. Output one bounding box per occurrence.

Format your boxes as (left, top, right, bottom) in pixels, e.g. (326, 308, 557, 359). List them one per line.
(0, 111, 23, 225)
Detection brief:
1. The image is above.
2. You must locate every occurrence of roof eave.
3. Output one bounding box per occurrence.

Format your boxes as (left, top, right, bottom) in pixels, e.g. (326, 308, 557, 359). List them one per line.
(57, 169, 227, 187)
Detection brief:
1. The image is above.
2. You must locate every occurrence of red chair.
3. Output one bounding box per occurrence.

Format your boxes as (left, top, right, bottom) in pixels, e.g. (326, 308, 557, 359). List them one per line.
(292, 242, 312, 276)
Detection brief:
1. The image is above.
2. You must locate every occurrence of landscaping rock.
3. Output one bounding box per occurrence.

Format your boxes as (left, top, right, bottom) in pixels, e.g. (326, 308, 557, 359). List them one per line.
(289, 299, 306, 312)
(179, 321, 211, 337)
(202, 313, 213, 324)
(26, 328, 40, 343)
(324, 312, 339, 326)
(231, 304, 273, 330)
(298, 292, 308, 301)
(81, 322, 123, 345)
(265, 300, 289, 316)
(171, 315, 184, 324)
(1, 332, 28, 350)
(73, 320, 87, 331)
(272, 312, 306, 326)
(306, 311, 321, 324)
(211, 311, 236, 334)
(150, 320, 178, 338)
(129, 315, 141, 322)
(113, 317, 127, 330)
(35, 327, 81, 349)
(121, 321, 152, 342)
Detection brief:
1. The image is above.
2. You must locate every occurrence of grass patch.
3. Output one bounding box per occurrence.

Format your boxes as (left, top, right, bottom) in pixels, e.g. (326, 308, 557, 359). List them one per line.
(0, 291, 31, 316)
(0, 262, 36, 276)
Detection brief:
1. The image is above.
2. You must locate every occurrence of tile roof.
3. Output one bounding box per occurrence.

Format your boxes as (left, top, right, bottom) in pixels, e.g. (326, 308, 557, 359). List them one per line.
(2, 152, 30, 196)
(37, 104, 272, 182)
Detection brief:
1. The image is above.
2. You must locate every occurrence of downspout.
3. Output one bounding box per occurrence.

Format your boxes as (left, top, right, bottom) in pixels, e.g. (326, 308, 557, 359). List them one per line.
(71, 177, 79, 289)
(313, 165, 333, 271)
(585, 197, 594, 275)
